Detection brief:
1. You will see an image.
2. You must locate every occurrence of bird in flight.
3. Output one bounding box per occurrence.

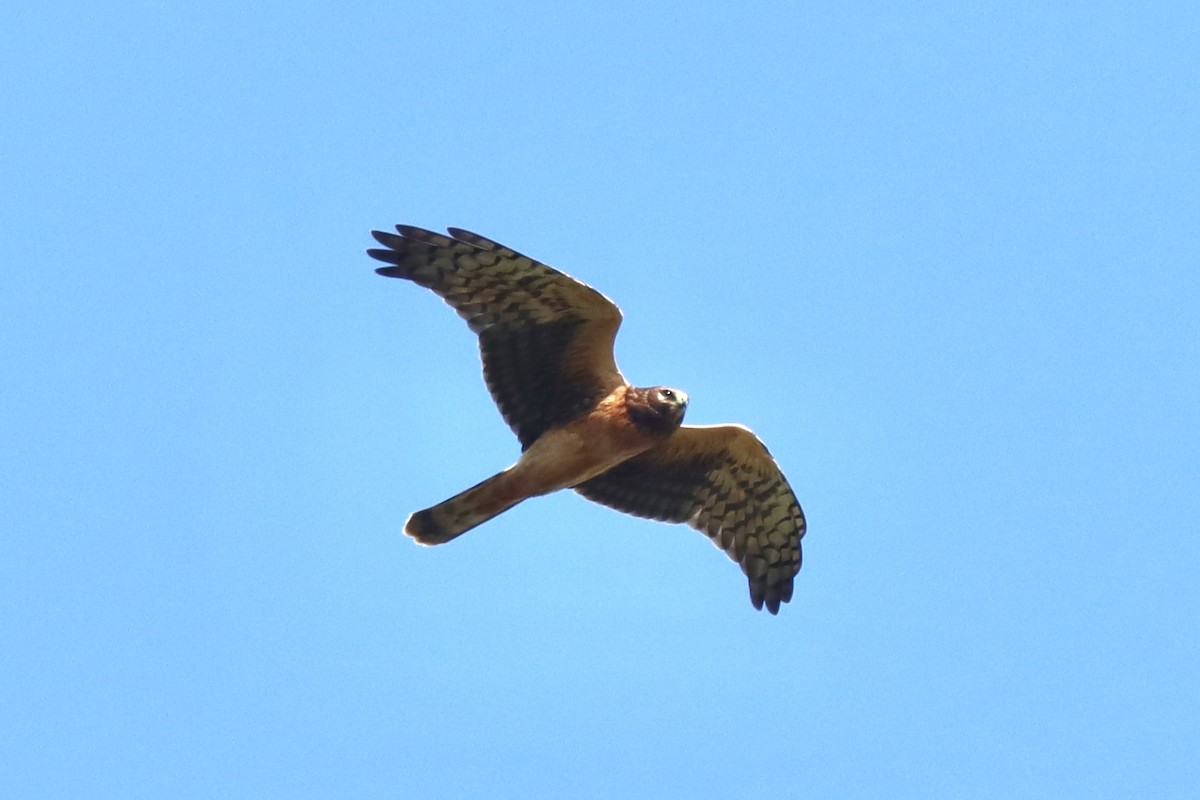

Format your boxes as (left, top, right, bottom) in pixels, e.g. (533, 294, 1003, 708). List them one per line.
(368, 225, 807, 613)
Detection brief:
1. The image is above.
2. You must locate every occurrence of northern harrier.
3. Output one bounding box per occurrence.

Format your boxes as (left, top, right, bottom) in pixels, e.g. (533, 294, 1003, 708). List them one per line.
(369, 225, 807, 613)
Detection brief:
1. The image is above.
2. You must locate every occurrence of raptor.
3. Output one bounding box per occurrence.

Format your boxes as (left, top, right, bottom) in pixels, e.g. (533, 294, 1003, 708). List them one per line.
(369, 225, 807, 613)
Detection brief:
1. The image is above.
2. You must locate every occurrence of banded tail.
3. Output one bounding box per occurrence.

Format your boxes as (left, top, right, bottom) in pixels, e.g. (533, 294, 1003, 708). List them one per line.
(405, 470, 524, 545)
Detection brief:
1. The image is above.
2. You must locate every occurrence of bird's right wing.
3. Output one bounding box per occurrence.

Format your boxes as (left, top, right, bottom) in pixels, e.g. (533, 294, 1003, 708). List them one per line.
(576, 424, 806, 614)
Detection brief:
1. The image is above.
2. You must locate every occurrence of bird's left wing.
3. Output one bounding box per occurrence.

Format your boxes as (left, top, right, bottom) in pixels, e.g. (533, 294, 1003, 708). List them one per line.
(575, 424, 806, 614)
(368, 225, 626, 449)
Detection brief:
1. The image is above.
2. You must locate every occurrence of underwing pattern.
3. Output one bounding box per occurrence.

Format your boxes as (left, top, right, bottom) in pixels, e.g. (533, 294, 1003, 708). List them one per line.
(369, 224, 808, 613)
(576, 425, 806, 613)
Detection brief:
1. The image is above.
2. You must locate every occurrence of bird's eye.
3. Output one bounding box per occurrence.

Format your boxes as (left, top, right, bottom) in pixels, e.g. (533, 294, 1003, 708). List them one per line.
(659, 389, 675, 401)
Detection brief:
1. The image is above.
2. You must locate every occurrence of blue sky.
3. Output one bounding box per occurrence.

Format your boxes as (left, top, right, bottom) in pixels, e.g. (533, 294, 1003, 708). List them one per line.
(3, 1, 1198, 796)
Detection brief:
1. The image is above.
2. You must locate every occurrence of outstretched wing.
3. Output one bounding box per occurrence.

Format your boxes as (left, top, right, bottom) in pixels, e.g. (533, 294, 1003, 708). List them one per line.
(576, 424, 806, 614)
(369, 225, 626, 449)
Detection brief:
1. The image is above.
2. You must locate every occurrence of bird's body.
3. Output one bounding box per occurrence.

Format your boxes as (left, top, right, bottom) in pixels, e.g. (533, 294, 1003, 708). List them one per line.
(369, 224, 806, 613)
(406, 384, 686, 544)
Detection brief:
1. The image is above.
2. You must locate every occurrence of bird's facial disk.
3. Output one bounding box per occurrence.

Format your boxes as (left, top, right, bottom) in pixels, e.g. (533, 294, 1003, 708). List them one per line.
(624, 383, 691, 434)
(653, 387, 688, 416)
(626, 385, 688, 434)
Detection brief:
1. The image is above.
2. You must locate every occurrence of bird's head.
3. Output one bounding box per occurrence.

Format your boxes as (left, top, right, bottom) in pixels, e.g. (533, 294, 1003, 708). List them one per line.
(626, 385, 689, 435)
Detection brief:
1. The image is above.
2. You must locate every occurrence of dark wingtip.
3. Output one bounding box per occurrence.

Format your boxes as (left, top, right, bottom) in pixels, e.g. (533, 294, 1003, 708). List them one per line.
(750, 585, 764, 611)
(780, 579, 795, 605)
(446, 227, 491, 249)
(394, 225, 455, 246)
(750, 580, 788, 615)
(368, 251, 407, 275)
(370, 229, 403, 247)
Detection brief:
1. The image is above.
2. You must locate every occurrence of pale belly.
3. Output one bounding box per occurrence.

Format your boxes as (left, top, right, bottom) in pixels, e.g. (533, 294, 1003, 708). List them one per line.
(508, 417, 652, 497)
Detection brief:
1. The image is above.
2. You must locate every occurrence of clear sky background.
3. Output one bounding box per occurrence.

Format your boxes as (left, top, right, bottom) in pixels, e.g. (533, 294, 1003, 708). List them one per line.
(3, 1, 1198, 797)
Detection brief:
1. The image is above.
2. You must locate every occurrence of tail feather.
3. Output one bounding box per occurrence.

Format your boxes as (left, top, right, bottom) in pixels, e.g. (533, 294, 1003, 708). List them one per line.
(405, 471, 523, 545)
